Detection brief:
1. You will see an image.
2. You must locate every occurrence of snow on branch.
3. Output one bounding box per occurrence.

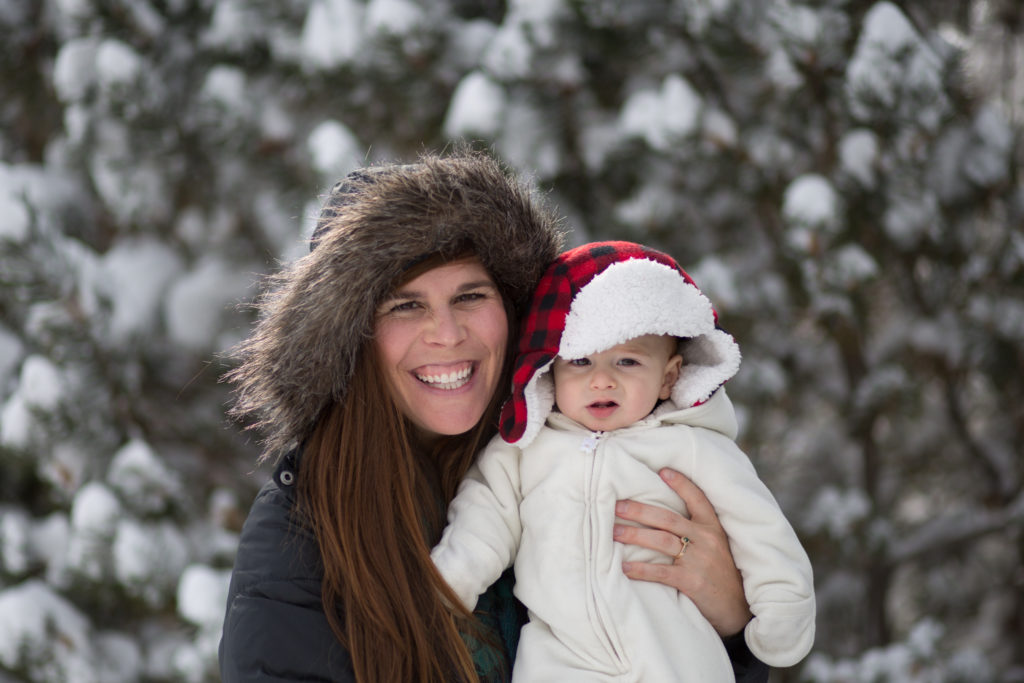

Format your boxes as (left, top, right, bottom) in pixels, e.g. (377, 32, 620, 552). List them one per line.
(888, 491, 1024, 564)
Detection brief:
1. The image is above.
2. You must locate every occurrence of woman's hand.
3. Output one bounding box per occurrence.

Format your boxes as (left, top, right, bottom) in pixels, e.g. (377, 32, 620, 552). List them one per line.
(613, 468, 752, 637)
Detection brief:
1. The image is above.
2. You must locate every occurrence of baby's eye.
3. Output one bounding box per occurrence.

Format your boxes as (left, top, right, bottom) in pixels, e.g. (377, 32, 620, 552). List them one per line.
(618, 358, 641, 367)
(567, 358, 591, 367)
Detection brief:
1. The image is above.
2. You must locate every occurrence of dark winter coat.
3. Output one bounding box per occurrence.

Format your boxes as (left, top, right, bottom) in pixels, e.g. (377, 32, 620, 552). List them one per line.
(218, 452, 352, 681)
(218, 450, 526, 682)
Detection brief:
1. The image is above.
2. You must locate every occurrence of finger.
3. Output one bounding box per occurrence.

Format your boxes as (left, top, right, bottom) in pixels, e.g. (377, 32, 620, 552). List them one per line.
(621, 560, 678, 585)
(613, 524, 683, 558)
(659, 468, 717, 524)
(621, 560, 701, 595)
(614, 500, 687, 536)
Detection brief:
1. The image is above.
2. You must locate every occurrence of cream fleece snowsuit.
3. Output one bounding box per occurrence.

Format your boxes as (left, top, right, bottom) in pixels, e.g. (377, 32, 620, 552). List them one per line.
(432, 389, 815, 681)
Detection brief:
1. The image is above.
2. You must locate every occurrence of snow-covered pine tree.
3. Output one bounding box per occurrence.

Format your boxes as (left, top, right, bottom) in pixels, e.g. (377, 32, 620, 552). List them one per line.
(0, 1, 1020, 680)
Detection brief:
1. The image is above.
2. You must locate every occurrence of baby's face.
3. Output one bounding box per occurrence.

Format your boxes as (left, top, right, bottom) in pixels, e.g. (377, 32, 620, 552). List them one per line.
(552, 334, 682, 433)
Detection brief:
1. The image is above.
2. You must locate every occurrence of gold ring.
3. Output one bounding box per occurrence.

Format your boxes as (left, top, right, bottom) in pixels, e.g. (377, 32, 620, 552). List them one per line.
(673, 536, 691, 560)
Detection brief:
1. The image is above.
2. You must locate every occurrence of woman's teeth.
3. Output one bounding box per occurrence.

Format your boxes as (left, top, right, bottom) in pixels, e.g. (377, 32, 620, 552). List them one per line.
(416, 366, 472, 390)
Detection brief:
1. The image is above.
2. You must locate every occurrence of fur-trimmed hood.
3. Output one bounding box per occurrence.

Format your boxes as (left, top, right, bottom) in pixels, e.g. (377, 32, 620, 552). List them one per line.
(225, 151, 564, 461)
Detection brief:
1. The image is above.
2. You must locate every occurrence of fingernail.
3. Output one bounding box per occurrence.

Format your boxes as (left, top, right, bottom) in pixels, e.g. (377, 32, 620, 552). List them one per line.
(660, 469, 675, 481)
(622, 562, 633, 573)
(613, 525, 623, 539)
(615, 501, 628, 514)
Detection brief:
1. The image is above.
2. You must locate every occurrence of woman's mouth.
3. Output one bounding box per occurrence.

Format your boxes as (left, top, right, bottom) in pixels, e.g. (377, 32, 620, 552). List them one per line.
(414, 364, 473, 390)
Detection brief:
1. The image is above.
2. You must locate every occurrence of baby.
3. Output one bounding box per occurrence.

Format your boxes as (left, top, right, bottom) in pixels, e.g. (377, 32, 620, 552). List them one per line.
(433, 241, 815, 681)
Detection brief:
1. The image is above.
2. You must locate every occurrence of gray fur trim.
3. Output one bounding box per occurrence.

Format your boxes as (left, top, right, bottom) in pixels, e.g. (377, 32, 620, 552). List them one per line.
(224, 151, 564, 462)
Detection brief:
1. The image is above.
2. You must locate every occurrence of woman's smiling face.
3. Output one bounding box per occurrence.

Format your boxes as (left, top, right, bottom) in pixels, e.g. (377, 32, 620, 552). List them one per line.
(373, 257, 509, 440)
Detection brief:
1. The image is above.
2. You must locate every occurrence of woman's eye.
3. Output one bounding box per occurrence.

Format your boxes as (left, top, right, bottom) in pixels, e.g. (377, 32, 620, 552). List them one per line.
(455, 291, 487, 304)
(384, 300, 420, 314)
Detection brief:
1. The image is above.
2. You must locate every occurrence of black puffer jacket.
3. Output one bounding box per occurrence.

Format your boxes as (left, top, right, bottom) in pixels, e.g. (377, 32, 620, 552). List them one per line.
(219, 451, 525, 682)
(219, 453, 353, 681)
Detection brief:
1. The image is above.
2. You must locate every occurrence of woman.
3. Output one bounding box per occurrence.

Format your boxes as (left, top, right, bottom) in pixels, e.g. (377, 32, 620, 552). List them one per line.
(219, 150, 766, 682)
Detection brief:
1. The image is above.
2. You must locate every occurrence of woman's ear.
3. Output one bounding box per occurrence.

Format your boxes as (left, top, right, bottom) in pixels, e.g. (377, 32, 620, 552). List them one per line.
(659, 354, 683, 400)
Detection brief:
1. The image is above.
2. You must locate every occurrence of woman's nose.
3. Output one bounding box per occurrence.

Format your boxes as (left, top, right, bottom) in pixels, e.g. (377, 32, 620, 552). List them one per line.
(424, 307, 466, 345)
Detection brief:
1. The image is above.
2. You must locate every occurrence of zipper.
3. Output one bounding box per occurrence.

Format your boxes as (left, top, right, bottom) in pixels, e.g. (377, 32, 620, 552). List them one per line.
(580, 432, 627, 671)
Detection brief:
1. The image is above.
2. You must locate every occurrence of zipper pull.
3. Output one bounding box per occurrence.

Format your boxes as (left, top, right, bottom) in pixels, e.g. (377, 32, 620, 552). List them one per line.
(580, 433, 601, 453)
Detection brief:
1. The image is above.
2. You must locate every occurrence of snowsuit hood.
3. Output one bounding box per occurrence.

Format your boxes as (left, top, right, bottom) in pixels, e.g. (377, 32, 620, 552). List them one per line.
(499, 241, 741, 447)
(224, 151, 564, 461)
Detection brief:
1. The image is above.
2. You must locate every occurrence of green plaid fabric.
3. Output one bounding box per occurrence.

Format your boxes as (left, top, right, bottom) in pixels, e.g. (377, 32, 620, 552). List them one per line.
(466, 568, 526, 683)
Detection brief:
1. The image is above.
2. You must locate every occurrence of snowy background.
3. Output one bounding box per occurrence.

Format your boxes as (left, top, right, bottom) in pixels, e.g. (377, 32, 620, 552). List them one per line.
(1, 0, 1023, 681)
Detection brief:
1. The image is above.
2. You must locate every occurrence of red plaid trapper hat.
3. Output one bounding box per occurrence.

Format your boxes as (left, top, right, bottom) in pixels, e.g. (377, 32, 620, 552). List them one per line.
(498, 241, 741, 446)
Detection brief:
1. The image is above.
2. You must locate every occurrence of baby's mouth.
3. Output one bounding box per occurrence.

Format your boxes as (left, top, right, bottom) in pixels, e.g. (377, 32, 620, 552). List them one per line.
(589, 400, 618, 409)
(415, 364, 473, 390)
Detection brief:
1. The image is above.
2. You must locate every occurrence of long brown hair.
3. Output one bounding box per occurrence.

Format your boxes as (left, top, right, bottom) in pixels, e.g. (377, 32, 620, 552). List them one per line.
(297, 256, 516, 682)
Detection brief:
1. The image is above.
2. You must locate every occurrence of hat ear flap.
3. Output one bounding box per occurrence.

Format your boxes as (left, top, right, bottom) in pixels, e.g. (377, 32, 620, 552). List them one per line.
(671, 329, 741, 408)
(499, 253, 576, 444)
(510, 359, 555, 447)
(500, 353, 556, 444)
